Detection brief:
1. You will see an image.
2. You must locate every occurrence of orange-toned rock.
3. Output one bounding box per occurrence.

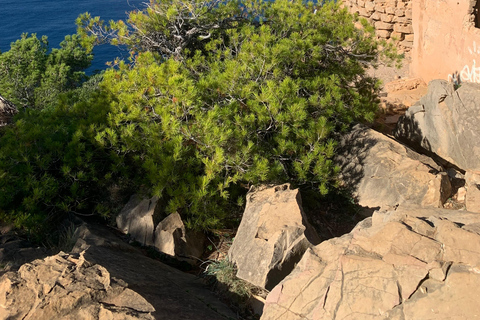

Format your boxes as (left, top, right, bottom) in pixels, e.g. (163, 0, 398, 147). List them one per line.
(261, 205, 480, 320)
(375, 21, 394, 30)
(344, 0, 413, 50)
(384, 77, 425, 92)
(154, 212, 205, 262)
(0, 252, 155, 320)
(465, 172, 480, 213)
(228, 184, 320, 290)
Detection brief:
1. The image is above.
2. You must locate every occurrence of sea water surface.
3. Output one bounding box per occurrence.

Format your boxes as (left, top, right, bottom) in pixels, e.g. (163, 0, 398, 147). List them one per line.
(1, 0, 147, 72)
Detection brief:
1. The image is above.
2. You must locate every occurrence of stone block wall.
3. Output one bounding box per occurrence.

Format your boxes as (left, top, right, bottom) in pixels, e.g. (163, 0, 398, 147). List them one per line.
(343, 0, 413, 54)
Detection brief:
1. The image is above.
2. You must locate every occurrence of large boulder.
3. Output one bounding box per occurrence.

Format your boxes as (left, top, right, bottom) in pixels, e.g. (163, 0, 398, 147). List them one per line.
(262, 205, 480, 320)
(116, 195, 157, 246)
(0, 251, 155, 320)
(154, 212, 205, 261)
(228, 184, 320, 290)
(394, 80, 480, 172)
(336, 125, 451, 211)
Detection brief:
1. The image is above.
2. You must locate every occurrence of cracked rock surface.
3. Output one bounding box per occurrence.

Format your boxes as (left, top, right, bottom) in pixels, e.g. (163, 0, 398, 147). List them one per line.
(0, 222, 237, 320)
(261, 204, 480, 320)
(336, 125, 451, 211)
(394, 80, 480, 172)
(228, 184, 320, 290)
(0, 251, 155, 320)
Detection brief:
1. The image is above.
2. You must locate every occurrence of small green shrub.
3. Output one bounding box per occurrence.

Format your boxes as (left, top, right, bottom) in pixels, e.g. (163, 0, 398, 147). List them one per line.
(205, 259, 255, 301)
(0, 89, 136, 237)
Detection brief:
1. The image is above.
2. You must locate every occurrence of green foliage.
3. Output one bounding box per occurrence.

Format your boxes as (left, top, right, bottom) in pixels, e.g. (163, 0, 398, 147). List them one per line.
(76, 0, 249, 58)
(0, 33, 93, 109)
(83, 0, 396, 229)
(0, 88, 134, 236)
(204, 257, 265, 317)
(0, 0, 399, 236)
(205, 259, 254, 297)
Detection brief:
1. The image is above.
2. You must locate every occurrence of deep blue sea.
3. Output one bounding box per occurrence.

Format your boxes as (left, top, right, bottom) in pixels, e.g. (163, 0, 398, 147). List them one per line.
(1, 0, 147, 72)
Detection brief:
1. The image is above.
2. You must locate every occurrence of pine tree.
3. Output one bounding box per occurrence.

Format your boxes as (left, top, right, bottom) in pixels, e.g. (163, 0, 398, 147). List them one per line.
(0, 0, 399, 235)
(78, 0, 398, 229)
(0, 33, 93, 109)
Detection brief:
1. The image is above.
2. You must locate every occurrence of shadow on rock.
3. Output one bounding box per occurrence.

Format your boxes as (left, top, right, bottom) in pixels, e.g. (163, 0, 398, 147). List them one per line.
(71, 223, 237, 320)
(333, 125, 452, 214)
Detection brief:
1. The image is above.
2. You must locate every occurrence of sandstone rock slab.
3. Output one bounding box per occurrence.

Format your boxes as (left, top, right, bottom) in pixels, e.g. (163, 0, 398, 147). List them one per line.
(228, 184, 320, 290)
(394, 80, 480, 172)
(261, 204, 480, 320)
(72, 223, 236, 320)
(116, 195, 157, 246)
(154, 212, 205, 262)
(336, 125, 451, 211)
(0, 251, 155, 320)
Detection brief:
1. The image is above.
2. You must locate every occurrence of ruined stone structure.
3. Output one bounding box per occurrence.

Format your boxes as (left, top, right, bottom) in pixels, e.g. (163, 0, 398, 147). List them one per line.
(343, 0, 414, 54)
(411, 0, 480, 83)
(344, 1, 480, 84)
(345, 1, 480, 85)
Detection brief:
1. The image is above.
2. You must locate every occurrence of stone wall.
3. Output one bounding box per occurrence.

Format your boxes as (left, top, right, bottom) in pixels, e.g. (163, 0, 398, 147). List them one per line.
(343, 0, 413, 54)
(411, 0, 480, 83)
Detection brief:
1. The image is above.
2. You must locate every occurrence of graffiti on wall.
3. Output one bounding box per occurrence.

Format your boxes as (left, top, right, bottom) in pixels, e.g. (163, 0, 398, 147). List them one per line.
(448, 41, 480, 84)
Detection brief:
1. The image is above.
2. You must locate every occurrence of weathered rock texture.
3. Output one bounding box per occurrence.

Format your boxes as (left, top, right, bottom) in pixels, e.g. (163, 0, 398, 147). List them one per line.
(262, 204, 480, 320)
(117, 197, 205, 261)
(154, 212, 205, 261)
(375, 77, 427, 134)
(116, 195, 157, 246)
(72, 223, 237, 320)
(336, 125, 451, 211)
(411, 0, 480, 83)
(465, 171, 480, 213)
(394, 80, 480, 173)
(228, 184, 320, 290)
(343, 0, 413, 53)
(0, 94, 17, 127)
(0, 251, 155, 320)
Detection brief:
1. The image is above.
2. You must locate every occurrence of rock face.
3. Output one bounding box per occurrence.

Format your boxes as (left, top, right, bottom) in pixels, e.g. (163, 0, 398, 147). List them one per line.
(261, 204, 480, 320)
(72, 223, 236, 320)
(465, 171, 480, 213)
(116, 195, 157, 246)
(336, 125, 451, 211)
(228, 184, 320, 290)
(394, 80, 480, 172)
(0, 251, 155, 320)
(154, 212, 205, 261)
(0, 94, 18, 126)
(116, 196, 205, 261)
